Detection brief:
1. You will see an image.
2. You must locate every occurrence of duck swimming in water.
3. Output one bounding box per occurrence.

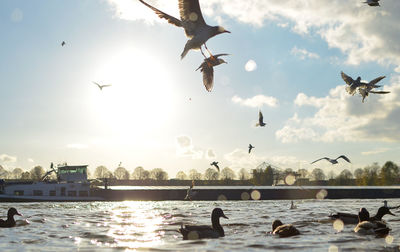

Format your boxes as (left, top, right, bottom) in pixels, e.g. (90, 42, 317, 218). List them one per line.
(0, 208, 22, 228)
(354, 208, 390, 237)
(329, 206, 395, 224)
(179, 208, 228, 240)
(272, 220, 300, 237)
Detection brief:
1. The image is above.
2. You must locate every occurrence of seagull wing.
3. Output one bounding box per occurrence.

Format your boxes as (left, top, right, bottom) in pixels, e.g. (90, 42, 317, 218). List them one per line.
(202, 64, 214, 92)
(341, 72, 354, 85)
(101, 84, 112, 88)
(139, 0, 182, 28)
(259, 111, 264, 124)
(213, 53, 230, 58)
(311, 157, 328, 164)
(368, 76, 385, 86)
(179, 0, 207, 37)
(369, 90, 390, 94)
(92, 82, 101, 89)
(337, 155, 351, 163)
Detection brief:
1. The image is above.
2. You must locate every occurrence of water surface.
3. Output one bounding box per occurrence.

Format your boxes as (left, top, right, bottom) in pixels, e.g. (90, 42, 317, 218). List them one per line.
(1, 199, 400, 251)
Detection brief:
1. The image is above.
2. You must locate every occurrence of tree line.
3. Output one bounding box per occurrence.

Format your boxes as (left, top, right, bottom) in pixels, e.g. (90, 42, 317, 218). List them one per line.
(0, 161, 399, 186)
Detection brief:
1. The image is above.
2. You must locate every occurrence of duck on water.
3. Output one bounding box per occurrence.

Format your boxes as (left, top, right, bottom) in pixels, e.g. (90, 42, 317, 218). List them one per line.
(179, 208, 228, 240)
(329, 206, 395, 224)
(0, 208, 22, 228)
(271, 220, 300, 238)
(354, 208, 390, 237)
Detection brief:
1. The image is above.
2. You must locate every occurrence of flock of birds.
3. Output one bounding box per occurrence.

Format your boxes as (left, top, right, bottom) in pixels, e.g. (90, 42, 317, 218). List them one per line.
(30, 0, 394, 242)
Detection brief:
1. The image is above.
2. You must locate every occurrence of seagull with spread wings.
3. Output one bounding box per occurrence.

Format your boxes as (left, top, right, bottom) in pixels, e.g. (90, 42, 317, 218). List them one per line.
(61, 41, 66, 46)
(138, 0, 230, 59)
(248, 144, 254, 154)
(255, 111, 266, 127)
(311, 155, 351, 165)
(363, 0, 380, 6)
(196, 54, 228, 92)
(341, 72, 385, 96)
(211, 161, 220, 172)
(93, 81, 112, 90)
(359, 83, 390, 103)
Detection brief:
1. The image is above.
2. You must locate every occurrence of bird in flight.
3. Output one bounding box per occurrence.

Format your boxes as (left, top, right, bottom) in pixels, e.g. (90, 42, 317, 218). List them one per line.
(248, 144, 254, 154)
(311, 155, 351, 165)
(196, 54, 228, 92)
(341, 72, 385, 96)
(61, 41, 66, 46)
(211, 161, 220, 172)
(138, 0, 230, 59)
(255, 111, 266, 127)
(363, 0, 380, 6)
(92, 81, 112, 90)
(358, 83, 390, 103)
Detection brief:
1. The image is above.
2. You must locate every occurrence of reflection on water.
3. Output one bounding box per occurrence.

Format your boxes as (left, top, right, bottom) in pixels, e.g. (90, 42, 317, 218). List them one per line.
(1, 199, 400, 251)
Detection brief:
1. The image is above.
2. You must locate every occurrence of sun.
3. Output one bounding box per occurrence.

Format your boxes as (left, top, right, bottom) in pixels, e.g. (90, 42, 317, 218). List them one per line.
(89, 47, 177, 138)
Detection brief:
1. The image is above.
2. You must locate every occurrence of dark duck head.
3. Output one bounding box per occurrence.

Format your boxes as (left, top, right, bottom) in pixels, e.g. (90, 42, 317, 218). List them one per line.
(358, 208, 370, 223)
(373, 206, 395, 221)
(272, 219, 300, 237)
(179, 208, 228, 240)
(0, 208, 22, 228)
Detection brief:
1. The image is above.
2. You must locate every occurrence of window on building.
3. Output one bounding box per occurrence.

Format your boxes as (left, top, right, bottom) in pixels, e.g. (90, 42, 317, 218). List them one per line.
(61, 187, 66, 196)
(49, 190, 56, 196)
(14, 190, 24, 196)
(79, 191, 88, 197)
(68, 191, 77, 197)
(33, 190, 43, 196)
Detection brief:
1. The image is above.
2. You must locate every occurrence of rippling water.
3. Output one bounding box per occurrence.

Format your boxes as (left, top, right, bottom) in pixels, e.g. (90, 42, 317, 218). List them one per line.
(2, 199, 400, 251)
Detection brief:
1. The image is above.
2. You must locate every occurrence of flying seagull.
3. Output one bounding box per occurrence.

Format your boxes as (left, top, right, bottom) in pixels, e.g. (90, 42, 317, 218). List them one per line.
(311, 155, 351, 165)
(138, 0, 230, 59)
(211, 161, 220, 172)
(359, 83, 390, 103)
(196, 54, 228, 92)
(255, 111, 266, 127)
(248, 144, 254, 154)
(92, 81, 112, 90)
(341, 72, 385, 96)
(363, 0, 380, 6)
(61, 41, 66, 46)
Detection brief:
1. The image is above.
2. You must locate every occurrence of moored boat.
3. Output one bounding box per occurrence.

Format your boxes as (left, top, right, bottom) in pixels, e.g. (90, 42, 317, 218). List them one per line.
(0, 163, 104, 202)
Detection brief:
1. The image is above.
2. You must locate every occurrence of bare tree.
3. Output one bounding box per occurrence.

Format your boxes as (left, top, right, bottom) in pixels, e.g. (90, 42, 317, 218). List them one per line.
(150, 168, 168, 180)
(175, 171, 188, 180)
(220, 167, 236, 180)
(131, 166, 150, 180)
(114, 167, 130, 180)
(311, 168, 326, 181)
(238, 168, 250, 180)
(189, 169, 202, 180)
(94, 166, 112, 178)
(297, 168, 309, 178)
(30, 166, 45, 181)
(21, 171, 31, 180)
(0, 165, 10, 179)
(204, 168, 219, 180)
(11, 168, 24, 179)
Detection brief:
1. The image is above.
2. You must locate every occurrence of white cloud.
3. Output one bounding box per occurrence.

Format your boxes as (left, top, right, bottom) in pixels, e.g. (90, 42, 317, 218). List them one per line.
(109, 0, 400, 71)
(245, 59, 257, 72)
(361, 148, 390, 156)
(276, 76, 400, 143)
(232, 94, 278, 108)
(66, 143, 88, 149)
(0, 154, 17, 163)
(11, 8, 23, 22)
(176, 135, 203, 159)
(291, 46, 319, 60)
(206, 149, 216, 159)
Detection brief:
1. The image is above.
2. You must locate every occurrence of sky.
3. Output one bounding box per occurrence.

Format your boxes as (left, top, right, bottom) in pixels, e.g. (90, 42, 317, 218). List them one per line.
(1, 0, 400, 178)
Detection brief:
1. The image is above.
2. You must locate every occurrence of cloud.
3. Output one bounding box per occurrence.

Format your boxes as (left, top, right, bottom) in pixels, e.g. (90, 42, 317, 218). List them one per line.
(245, 59, 257, 72)
(0, 154, 17, 163)
(109, 0, 400, 71)
(10, 8, 23, 22)
(361, 148, 390, 156)
(28, 158, 34, 163)
(176, 135, 203, 159)
(206, 149, 216, 159)
(232, 94, 278, 108)
(66, 143, 88, 149)
(291, 46, 319, 60)
(276, 76, 400, 143)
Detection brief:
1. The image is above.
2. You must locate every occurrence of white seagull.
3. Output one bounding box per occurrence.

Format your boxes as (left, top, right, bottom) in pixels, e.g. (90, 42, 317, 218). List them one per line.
(93, 81, 112, 90)
(311, 155, 351, 165)
(196, 54, 228, 92)
(341, 72, 385, 96)
(138, 0, 230, 59)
